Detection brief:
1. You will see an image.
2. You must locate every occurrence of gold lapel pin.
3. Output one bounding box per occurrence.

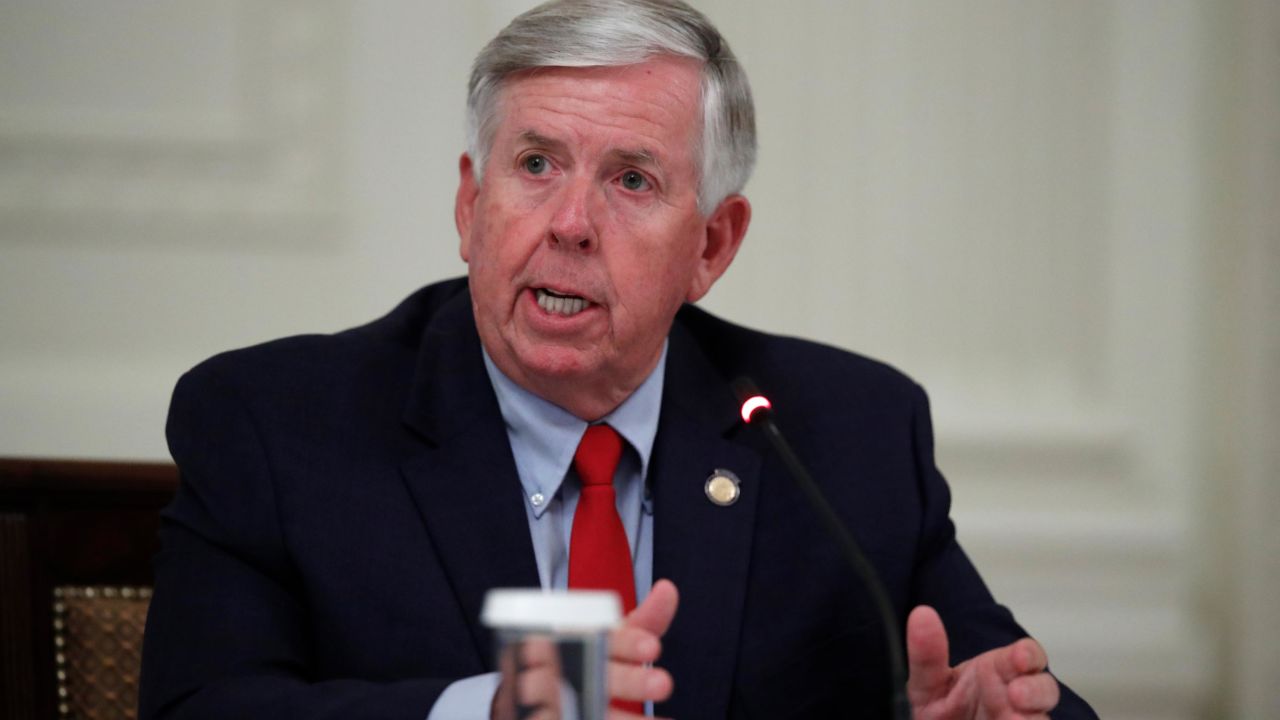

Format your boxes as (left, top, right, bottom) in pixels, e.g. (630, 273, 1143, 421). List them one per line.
(704, 468, 741, 507)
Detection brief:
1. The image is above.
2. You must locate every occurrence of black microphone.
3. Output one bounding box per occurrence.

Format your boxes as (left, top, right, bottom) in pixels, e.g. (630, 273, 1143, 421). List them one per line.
(732, 377, 911, 720)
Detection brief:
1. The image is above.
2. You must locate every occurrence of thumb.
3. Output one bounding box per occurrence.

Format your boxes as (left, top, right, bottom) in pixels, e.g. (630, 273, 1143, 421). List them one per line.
(906, 605, 952, 706)
(625, 578, 679, 638)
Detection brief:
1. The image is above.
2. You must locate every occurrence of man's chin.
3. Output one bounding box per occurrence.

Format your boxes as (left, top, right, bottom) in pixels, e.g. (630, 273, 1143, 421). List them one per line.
(501, 346, 622, 418)
(512, 345, 599, 381)
(498, 341, 659, 420)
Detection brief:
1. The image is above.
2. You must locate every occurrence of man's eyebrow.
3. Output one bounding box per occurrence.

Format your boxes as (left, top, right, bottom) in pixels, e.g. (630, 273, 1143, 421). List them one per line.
(517, 130, 567, 152)
(609, 147, 662, 171)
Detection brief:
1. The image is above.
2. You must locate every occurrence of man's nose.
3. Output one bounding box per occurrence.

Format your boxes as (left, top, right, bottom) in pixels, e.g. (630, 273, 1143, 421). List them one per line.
(547, 179, 598, 252)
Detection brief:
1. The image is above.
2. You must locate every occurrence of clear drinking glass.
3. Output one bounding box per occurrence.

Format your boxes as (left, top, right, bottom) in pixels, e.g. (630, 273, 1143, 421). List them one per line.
(482, 589, 621, 720)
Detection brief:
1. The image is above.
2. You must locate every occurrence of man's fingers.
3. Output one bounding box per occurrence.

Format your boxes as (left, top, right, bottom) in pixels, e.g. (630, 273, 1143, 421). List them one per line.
(905, 605, 952, 704)
(515, 665, 563, 712)
(1008, 672, 1060, 713)
(518, 635, 561, 667)
(610, 579, 678, 664)
(607, 661, 673, 704)
(1016, 638, 1049, 674)
(993, 637, 1048, 682)
(610, 625, 662, 664)
(622, 578, 678, 638)
(604, 580, 678, 708)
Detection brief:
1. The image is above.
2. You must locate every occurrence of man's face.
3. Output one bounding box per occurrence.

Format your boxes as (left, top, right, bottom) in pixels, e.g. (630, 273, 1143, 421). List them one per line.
(456, 56, 748, 418)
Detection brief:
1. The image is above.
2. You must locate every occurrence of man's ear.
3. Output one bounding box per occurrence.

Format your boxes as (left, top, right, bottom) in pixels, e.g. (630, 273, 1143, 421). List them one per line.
(455, 153, 479, 262)
(687, 194, 752, 303)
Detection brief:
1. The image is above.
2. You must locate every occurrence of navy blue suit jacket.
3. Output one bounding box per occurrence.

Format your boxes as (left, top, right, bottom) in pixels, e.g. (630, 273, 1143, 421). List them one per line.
(140, 278, 1095, 718)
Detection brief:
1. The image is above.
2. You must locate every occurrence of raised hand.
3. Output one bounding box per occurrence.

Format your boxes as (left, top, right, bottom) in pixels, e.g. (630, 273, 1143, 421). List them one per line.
(906, 605, 1060, 720)
(605, 579, 679, 718)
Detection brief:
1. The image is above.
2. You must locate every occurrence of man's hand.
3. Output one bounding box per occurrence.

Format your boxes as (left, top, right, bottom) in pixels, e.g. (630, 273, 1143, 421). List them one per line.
(906, 605, 1060, 720)
(606, 579, 679, 719)
(491, 634, 567, 720)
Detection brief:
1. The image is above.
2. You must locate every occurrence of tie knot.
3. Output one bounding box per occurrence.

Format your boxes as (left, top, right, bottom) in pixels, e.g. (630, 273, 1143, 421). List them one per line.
(574, 424, 623, 487)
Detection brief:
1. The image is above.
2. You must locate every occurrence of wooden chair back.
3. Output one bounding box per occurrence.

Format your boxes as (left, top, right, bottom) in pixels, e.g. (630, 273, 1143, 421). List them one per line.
(0, 459, 176, 720)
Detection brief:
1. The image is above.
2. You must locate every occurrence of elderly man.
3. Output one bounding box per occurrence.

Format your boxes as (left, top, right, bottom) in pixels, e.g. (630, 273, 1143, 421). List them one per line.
(140, 1, 1096, 718)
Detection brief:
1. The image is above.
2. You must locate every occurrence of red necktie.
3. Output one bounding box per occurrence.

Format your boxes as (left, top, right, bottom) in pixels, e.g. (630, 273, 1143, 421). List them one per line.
(568, 424, 643, 715)
(568, 424, 637, 614)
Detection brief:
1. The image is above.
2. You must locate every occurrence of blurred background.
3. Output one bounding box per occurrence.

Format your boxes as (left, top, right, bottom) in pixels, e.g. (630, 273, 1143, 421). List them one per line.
(1, 1, 1275, 717)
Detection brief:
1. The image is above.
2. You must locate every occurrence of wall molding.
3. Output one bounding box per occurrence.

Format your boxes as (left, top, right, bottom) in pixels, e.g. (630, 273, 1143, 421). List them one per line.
(0, 1, 345, 245)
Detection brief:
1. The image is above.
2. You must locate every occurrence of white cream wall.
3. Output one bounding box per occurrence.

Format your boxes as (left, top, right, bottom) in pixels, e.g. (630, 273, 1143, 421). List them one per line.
(2, 1, 1276, 718)
(1202, 1, 1280, 718)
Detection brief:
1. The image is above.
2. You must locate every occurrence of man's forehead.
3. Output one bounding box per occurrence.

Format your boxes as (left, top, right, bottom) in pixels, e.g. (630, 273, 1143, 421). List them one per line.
(498, 59, 702, 119)
(493, 59, 703, 159)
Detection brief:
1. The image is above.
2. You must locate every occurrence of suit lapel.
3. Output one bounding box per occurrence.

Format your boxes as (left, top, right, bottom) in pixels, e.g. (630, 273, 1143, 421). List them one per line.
(653, 317, 762, 720)
(398, 291, 540, 670)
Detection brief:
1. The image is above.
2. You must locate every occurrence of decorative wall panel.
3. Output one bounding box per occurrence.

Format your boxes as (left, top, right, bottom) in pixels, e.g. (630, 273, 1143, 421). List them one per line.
(0, 0, 344, 245)
(702, 3, 1212, 718)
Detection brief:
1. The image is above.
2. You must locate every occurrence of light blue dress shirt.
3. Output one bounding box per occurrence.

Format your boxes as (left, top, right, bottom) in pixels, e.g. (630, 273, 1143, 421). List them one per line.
(426, 344, 666, 719)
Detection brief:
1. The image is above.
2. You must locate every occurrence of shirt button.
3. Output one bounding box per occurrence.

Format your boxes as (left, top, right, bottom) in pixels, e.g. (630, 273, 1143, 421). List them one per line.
(530, 492, 545, 507)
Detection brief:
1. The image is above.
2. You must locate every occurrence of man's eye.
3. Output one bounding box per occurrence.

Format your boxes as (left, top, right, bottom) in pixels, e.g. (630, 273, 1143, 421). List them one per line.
(620, 170, 650, 191)
(523, 154, 548, 175)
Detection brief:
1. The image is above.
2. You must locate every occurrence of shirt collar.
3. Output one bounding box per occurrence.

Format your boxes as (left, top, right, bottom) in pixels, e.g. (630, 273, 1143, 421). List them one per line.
(482, 343, 667, 515)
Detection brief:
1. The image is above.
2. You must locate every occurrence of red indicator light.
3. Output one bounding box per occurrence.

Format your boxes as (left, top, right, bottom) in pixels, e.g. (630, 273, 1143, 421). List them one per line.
(740, 395, 771, 423)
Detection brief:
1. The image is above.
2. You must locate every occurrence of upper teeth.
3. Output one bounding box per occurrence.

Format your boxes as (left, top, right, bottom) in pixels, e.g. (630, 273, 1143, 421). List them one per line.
(537, 288, 589, 316)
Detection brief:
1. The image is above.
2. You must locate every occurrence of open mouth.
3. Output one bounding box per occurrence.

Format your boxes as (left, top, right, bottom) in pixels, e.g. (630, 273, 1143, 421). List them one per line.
(535, 288, 591, 317)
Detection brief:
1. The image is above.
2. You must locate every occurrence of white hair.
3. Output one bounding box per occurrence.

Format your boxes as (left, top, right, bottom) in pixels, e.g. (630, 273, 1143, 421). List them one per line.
(466, 0, 757, 215)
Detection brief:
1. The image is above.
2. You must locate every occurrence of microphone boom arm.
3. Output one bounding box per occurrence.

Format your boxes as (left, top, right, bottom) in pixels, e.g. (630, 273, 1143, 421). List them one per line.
(734, 377, 912, 720)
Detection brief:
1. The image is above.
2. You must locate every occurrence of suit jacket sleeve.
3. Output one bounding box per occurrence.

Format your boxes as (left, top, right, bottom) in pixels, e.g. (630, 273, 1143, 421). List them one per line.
(139, 361, 449, 719)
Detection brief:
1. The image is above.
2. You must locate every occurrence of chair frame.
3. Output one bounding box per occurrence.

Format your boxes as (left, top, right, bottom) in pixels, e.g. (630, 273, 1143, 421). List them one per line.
(0, 459, 176, 720)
